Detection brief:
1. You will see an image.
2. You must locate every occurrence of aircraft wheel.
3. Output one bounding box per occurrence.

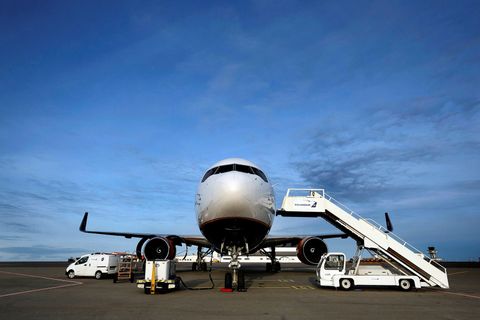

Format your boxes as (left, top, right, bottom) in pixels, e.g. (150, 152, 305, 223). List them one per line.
(237, 270, 246, 292)
(224, 272, 233, 289)
(339, 278, 353, 290)
(192, 262, 198, 271)
(274, 261, 281, 272)
(201, 262, 208, 271)
(399, 279, 412, 291)
(266, 263, 272, 272)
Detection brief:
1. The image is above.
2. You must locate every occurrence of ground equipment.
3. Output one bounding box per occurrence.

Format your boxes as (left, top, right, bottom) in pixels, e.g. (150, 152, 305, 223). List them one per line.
(136, 260, 179, 294)
(277, 188, 449, 289)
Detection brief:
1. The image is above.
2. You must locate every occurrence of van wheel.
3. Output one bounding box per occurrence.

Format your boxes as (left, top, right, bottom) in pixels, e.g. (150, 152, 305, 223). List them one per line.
(95, 271, 102, 280)
(339, 278, 353, 290)
(399, 279, 412, 291)
(67, 270, 75, 279)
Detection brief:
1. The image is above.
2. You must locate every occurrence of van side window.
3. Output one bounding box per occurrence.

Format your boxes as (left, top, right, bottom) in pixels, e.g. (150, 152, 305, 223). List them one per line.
(76, 256, 89, 265)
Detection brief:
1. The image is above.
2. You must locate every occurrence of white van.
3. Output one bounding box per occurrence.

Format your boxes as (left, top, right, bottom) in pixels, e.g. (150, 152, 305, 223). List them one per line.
(66, 253, 120, 279)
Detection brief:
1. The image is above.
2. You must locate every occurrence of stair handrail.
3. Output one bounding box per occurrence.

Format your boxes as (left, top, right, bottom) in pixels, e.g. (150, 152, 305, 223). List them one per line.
(322, 191, 447, 274)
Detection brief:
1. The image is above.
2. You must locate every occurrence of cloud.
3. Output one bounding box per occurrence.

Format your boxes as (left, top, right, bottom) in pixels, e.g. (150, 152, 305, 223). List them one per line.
(293, 97, 480, 201)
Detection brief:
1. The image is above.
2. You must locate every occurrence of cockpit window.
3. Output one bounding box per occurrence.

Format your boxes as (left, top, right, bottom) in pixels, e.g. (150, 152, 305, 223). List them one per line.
(252, 167, 268, 182)
(235, 164, 254, 174)
(201, 168, 216, 182)
(201, 164, 269, 183)
(216, 164, 234, 174)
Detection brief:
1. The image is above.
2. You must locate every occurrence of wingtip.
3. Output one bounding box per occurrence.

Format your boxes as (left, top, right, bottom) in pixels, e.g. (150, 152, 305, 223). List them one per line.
(80, 212, 88, 232)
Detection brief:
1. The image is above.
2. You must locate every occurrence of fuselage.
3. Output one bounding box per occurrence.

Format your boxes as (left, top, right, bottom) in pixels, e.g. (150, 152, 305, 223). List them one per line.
(195, 158, 275, 253)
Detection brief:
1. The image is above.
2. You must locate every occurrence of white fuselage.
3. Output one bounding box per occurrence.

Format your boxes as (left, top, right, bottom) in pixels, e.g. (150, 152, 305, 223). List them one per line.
(195, 158, 275, 253)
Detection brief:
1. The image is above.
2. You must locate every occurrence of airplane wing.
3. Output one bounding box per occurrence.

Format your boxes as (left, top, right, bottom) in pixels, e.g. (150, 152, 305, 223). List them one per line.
(259, 233, 348, 248)
(79, 212, 211, 248)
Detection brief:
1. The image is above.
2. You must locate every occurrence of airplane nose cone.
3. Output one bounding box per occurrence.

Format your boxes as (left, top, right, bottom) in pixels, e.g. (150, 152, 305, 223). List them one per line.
(214, 173, 255, 216)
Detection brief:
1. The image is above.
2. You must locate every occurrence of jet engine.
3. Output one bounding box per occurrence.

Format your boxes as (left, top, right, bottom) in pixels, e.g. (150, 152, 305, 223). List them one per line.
(296, 237, 328, 265)
(143, 237, 176, 261)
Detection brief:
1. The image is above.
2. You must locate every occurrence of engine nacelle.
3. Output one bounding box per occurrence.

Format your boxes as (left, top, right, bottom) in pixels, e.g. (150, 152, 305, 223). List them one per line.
(296, 237, 328, 265)
(143, 237, 176, 261)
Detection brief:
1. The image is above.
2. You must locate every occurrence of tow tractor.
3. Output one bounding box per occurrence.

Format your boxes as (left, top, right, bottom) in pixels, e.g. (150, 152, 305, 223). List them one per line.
(316, 246, 422, 291)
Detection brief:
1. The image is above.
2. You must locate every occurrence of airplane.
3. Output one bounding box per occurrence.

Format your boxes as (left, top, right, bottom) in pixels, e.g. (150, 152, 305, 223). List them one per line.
(79, 158, 347, 290)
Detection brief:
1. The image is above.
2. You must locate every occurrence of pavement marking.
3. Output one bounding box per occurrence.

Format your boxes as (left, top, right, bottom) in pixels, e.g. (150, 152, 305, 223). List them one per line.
(0, 270, 82, 298)
(440, 291, 480, 300)
(249, 286, 292, 289)
(448, 271, 469, 276)
(291, 285, 315, 290)
(246, 279, 295, 282)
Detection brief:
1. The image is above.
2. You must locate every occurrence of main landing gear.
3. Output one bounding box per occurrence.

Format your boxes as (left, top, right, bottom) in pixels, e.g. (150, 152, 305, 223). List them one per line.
(191, 246, 212, 272)
(261, 246, 281, 273)
(266, 261, 281, 272)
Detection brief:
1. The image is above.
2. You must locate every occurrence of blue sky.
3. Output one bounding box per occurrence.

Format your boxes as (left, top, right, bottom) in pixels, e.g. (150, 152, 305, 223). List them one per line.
(0, 0, 479, 261)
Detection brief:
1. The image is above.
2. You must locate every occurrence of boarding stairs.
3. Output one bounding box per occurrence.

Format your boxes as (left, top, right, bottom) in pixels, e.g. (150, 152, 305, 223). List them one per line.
(277, 189, 449, 288)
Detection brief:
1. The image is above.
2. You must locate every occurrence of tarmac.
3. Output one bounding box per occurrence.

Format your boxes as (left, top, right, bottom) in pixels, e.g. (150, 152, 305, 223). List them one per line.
(0, 262, 479, 320)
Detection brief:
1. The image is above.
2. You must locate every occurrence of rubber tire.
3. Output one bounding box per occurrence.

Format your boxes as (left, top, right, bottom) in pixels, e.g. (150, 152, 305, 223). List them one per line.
(237, 270, 246, 292)
(95, 271, 102, 280)
(274, 261, 281, 272)
(266, 263, 272, 272)
(201, 262, 208, 271)
(192, 262, 198, 271)
(67, 270, 75, 279)
(399, 279, 412, 291)
(339, 278, 353, 290)
(225, 272, 233, 289)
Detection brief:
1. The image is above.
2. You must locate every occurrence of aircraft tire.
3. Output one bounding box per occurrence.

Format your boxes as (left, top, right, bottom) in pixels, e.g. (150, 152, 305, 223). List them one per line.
(237, 270, 246, 292)
(225, 272, 233, 289)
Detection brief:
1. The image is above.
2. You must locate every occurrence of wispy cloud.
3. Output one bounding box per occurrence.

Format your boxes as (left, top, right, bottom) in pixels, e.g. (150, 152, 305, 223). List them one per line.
(293, 97, 480, 201)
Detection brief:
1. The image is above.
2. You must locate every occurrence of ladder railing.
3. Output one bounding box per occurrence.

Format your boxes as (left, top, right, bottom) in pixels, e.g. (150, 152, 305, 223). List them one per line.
(323, 191, 446, 273)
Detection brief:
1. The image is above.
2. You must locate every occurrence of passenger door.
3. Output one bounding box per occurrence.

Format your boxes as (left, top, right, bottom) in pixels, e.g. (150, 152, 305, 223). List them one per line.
(320, 254, 345, 284)
(74, 256, 89, 276)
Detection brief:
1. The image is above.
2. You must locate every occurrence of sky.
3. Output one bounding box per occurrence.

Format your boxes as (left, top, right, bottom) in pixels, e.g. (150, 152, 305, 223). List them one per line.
(0, 0, 479, 261)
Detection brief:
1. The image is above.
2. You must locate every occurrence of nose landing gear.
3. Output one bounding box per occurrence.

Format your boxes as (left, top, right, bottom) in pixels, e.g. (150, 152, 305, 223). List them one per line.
(223, 245, 247, 292)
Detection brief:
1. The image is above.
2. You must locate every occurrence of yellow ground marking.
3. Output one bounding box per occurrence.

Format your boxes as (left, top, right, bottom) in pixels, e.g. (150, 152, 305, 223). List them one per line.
(448, 271, 469, 276)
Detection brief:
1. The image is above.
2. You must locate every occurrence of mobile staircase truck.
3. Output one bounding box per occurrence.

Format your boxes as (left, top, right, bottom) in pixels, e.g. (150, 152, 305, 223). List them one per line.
(277, 189, 449, 289)
(316, 247, 422, 290)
